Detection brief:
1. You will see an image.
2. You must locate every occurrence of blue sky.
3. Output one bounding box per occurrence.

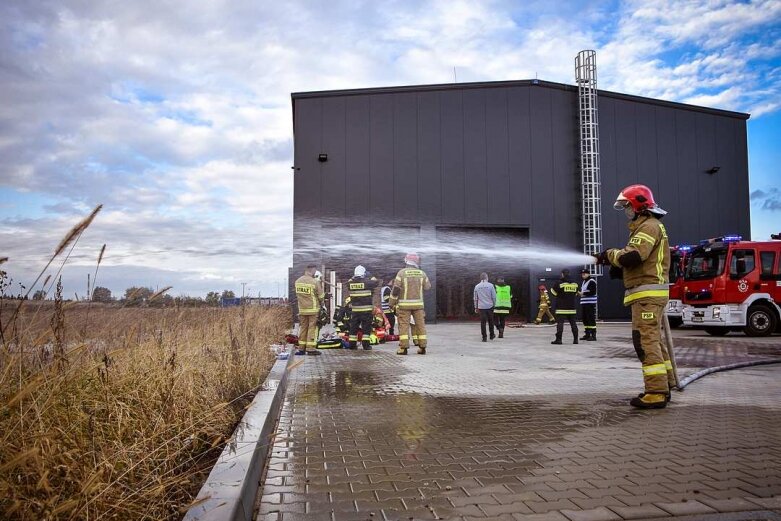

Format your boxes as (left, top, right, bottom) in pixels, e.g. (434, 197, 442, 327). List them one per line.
(1, 0, 780, 298)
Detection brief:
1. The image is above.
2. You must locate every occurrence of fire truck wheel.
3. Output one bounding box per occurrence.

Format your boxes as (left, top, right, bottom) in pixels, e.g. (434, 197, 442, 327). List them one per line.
(668, 317, 683, 328)
(744, 304, 777, 337)
(704, 327, 729, 336)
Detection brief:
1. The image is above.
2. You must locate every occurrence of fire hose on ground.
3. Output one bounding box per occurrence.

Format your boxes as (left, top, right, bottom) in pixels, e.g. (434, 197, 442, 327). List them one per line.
(663, 315, 781, 391)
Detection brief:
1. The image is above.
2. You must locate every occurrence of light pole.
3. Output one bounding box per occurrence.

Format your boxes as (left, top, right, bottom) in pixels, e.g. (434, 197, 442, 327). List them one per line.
(241, 282, 246, 304)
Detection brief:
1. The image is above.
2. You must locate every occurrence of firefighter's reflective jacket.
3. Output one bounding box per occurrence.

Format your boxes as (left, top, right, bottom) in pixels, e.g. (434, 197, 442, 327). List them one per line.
(550, 278, 578, 314)
(539, 290, 552, 307)
(389, 267, 431, 310)
(294, 274, 323, 316)
(495, 284, 512, 314)
(346, 275, 380, 313)
(606, 214, 671, 305)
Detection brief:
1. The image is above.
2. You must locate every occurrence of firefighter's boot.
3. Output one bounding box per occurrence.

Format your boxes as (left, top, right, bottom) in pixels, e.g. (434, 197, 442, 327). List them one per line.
(637, 391, 671, 403)
(417, 347, 426, 355)
(589, 331, 597, 341)
(362, 340, 372, 351)
(534, 319, 541, 325)
(551, 336, 562, 345)
(498, 328, 504, 338)
(630, 393, 667, 409)
(396, 347, 408, 355)
(580, 333, 590, 340)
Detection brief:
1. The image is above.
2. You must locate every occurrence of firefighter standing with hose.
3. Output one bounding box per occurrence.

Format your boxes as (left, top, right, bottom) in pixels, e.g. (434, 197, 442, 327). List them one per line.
(594, 184, 676, 409)
(294, 264, 324, 356)
(389, 253, 431, 355)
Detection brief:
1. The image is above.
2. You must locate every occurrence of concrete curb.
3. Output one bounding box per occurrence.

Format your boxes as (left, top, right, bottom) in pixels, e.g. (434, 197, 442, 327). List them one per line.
(182, 346, 294, 521)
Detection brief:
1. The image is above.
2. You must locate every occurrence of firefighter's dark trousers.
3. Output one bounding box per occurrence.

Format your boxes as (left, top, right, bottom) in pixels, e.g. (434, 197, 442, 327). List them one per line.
(349, 311, 372, 349)
(386, 311, 396, 335)
(581, 304, 597, 338)
(555, 311, 578, 341)
(298, 314, 318, 352)
(479, 308, 495, 340)
(493, 311, 507, 332)
(397, 308, 426, 349)
(631, 297, 676, 393)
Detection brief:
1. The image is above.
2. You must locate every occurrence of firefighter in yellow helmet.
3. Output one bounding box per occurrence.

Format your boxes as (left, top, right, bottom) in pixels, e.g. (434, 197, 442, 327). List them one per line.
(594, 184, 674, 409)
(389, 253, 431, 355)
(294, 264, 324, 356)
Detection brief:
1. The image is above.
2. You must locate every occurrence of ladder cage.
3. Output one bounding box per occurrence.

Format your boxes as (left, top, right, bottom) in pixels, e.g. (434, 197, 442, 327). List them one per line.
(576, 50, 602, 277)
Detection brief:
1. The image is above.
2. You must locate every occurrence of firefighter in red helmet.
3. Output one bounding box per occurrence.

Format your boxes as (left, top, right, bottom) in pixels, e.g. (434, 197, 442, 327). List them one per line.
(594, 184, 675, 409)
(534, 284, 556, 324)
(389, 253, 431, 354)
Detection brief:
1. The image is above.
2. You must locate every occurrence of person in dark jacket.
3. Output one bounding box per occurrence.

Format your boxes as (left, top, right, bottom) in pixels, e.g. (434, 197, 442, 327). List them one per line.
(550, 269, 579, 344)
(346, 265, 380, 350)
(579, 269, 598, 341)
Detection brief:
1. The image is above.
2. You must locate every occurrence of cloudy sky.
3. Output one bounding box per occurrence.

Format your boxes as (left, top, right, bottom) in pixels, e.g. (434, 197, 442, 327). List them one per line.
(1, 0, 780, 299)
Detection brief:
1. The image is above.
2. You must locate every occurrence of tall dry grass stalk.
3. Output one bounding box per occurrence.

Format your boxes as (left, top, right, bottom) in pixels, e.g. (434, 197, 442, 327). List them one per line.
(0, 302, 290, 520)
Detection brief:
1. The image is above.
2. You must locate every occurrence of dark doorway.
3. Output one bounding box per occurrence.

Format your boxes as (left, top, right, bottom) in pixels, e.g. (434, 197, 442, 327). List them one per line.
(435, 227, 530, 320)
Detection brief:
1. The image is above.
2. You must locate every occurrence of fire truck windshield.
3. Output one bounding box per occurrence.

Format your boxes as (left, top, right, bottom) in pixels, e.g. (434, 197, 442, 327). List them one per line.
(685, 249, 727, 280)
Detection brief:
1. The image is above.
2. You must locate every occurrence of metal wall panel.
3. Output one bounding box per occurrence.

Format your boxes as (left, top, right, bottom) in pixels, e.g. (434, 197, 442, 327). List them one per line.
(463, 89, 489, 224)
(394, 93, 418, 221)
(417, 91, 442, 220)
(550, 88, 578, 247)
(507, 87, 532, 226)
(440, 90, 465, 223)
(321, 97, 346, 219)
(370, 95, 395, 220)
(486, 88, 511, 225)
(345, 96, 371, 217)
(294, 98, 322, 218)
(528, 87, 555, 242)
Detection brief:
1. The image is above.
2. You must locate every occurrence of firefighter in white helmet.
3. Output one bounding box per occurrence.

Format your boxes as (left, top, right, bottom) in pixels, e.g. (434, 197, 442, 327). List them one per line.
(346, 265, 380, 350)
(389, 253, 432, 355)
(594, 184, 674, 409)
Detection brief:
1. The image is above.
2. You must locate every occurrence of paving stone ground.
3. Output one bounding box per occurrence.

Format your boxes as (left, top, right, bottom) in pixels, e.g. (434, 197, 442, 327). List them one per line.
(256, 323, 781, 521)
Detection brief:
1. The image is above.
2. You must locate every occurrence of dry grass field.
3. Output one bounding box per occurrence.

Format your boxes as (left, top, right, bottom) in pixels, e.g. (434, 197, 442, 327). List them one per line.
(0, 300, 290, 520)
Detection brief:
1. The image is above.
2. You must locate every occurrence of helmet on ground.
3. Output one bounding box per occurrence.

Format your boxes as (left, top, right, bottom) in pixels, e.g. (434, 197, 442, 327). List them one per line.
(404, 252, 420, 266)
(613, 184, 667, 216)
(354, 265, 366, 277)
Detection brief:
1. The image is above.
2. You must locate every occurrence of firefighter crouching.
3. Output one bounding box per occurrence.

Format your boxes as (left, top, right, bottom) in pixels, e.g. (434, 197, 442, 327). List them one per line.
(389, 253, 432, 355)
(595, 184, 675, 409)
(346, 265, 380, 350)
(294, 264, 324, 356)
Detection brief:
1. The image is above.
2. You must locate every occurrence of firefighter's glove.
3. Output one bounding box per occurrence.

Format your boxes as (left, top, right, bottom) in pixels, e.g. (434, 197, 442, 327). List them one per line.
(593, 251, 611, 266)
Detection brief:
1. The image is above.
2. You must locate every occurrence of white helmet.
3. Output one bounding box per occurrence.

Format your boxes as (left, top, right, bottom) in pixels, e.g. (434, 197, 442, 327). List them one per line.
(314, 270, 322, 280)
(354, 265, 366, 277)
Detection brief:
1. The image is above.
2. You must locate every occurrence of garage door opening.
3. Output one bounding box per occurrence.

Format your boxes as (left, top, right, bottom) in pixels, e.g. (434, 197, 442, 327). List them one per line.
(435, 227, 529, 320)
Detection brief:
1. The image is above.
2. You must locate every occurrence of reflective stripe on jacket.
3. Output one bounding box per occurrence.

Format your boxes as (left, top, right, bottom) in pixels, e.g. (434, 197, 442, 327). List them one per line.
(347, 276, 379, 313)
(390, 267, 431, 310)
(580, 278, 597, 305)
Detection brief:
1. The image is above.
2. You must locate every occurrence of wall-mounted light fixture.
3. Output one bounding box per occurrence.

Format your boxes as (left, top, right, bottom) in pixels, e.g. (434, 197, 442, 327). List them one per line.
(318, 153, 328, 162)
(706, 166, 720, 174)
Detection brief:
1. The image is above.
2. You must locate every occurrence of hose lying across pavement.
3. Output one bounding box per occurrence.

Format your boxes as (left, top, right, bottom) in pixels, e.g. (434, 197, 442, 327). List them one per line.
(677, 359, 781, 390)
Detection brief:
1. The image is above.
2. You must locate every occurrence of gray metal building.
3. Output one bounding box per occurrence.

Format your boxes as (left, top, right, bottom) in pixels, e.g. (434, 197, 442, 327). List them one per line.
(291, 79, 750, 320)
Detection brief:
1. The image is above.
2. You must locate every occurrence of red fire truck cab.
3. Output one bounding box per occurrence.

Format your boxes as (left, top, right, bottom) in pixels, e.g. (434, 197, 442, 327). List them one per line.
(681, 235, 781, 336)
(666, 245, 692, 328)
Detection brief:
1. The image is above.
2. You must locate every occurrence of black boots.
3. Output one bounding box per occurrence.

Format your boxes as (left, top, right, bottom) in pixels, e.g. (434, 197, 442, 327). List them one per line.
(551, 338, 563, 345)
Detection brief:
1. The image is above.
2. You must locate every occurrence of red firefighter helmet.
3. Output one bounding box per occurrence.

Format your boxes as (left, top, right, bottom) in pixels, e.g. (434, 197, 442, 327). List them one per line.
(613, 184, 667, 216)
(538, 284, 547, 291)
(404, 252, 420, 266)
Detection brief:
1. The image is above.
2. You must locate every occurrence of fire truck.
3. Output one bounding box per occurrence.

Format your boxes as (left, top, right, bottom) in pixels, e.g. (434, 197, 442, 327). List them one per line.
(665, 245, 692, 328)
(681, 235, 781, 336)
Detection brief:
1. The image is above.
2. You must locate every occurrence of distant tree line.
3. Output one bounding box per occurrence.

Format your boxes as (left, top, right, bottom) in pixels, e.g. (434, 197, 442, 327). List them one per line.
(12, 285, 241, 308)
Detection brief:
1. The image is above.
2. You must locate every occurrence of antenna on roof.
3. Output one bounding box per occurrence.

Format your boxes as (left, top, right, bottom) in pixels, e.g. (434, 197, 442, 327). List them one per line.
(453, 67, 457, 83)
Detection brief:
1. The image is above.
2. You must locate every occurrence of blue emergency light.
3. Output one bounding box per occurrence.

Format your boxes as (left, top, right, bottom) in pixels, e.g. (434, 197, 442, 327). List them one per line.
(699, 235, 742, 245)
